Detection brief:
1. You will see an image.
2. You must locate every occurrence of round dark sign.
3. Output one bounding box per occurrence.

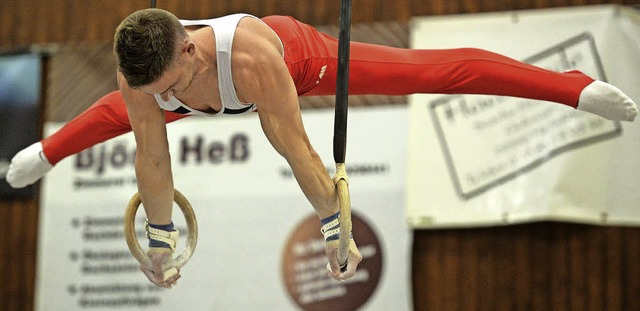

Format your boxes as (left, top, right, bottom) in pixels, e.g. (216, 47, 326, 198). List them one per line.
(281, 211, 383, 311)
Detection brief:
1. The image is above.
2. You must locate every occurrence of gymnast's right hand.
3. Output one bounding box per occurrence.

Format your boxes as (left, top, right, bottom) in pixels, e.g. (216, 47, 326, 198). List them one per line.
(6, 142, 53, 188)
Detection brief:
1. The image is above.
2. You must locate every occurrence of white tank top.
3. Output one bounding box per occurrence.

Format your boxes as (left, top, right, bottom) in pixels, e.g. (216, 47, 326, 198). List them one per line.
(153, 14, 259, 116)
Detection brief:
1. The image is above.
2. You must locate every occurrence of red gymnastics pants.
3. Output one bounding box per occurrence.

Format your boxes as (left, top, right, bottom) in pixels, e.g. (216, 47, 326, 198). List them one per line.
(41, 15, 594, 165)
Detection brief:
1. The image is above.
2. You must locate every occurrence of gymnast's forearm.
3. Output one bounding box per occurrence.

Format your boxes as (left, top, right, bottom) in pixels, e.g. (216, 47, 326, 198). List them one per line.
(41, 91, 187, 165)
(290, 153, 340, 219)
(135, 153, 175, 225)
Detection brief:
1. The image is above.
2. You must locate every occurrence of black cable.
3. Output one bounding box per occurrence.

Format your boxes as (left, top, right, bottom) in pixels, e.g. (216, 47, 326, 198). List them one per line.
(333, 0, 352, 164)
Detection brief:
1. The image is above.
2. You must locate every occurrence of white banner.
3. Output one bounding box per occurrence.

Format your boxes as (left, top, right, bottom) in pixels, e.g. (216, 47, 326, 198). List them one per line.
(36, 106, 412, 310)
(407, 5, 640, 228)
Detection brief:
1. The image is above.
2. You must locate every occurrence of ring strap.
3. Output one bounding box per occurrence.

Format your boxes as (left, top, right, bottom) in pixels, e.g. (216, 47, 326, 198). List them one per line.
(333, 169, 349, 185)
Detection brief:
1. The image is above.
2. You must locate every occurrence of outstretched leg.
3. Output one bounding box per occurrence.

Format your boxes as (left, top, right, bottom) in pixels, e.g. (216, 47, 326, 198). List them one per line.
(42, 91, 186, 165)
(8, 91, 189, 188)
(301, 35, 637, 121)
(43, 91, 188, 165)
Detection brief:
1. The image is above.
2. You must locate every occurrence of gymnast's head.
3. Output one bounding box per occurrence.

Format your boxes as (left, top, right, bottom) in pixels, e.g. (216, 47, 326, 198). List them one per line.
(113, 8, 189, 88)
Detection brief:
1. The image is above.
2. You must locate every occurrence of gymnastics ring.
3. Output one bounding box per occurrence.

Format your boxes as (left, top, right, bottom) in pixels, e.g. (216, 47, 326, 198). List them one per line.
(335, 163, 352, 271)
(124, 189, 198, 274)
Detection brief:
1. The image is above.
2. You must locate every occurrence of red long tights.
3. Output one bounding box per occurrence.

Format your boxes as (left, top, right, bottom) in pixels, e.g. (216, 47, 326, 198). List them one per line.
(42, 16, 593, 164)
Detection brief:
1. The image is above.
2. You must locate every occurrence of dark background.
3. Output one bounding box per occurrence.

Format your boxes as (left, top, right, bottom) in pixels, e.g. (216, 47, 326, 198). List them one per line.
(0, 52, 43, 199)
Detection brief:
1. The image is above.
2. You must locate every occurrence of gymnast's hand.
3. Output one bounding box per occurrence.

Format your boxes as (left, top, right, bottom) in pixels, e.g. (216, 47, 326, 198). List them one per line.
(141, 222, 181, 288)
(6, 142, 53, 188)
(140, 247, 181, 288)
(325, 237, 363, 281)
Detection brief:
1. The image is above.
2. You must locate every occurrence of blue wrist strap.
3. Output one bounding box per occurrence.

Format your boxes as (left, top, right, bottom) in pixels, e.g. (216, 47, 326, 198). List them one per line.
(148, 222, 175, 248)
(321, 211, 353, 242)
(320, 211, 340, 225)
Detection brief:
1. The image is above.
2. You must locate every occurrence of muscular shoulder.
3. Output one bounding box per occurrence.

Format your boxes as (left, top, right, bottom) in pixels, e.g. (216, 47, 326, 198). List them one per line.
(231, 17, 289, 103)
(235, 17, 283, 56)
(232, 17, 283, 70)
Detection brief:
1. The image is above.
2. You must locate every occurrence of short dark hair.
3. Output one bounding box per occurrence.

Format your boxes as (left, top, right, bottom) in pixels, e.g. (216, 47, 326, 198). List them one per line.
(113, 8, 187, 88)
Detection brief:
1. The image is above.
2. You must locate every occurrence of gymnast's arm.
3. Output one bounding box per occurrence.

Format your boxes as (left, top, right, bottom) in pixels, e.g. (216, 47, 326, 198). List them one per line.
(253, 68, 339, 219)
(6, 90, 188, 189)
(119, 73, 180, 287)
(234, 18, 362, 280)
(119, 74, 174, 225)
(235, 18, 338, 219)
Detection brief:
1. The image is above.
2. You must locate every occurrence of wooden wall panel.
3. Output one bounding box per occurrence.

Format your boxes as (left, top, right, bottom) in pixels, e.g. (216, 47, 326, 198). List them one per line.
(2, 1, 640, 311)
(413, 224, 640, 310)
(45, 43, 118, 122)
(2, 0, 639, 46)
(0, 198, 38, 311)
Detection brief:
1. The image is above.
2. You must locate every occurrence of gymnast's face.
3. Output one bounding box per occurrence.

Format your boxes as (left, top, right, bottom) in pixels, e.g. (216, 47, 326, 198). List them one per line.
(140, 41, 197, 101)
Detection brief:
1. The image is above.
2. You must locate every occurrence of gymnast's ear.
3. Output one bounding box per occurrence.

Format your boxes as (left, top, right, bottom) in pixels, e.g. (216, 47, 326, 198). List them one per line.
(180, 39, 196, 57)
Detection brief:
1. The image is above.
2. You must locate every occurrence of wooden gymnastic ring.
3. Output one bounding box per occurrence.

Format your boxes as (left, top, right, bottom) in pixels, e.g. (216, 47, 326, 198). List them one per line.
(124, 189, 198, 270)
(335, 164, 352, 272)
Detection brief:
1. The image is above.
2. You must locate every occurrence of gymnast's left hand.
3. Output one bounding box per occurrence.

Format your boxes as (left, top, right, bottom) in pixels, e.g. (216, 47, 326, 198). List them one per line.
(325, 238, 363, 281)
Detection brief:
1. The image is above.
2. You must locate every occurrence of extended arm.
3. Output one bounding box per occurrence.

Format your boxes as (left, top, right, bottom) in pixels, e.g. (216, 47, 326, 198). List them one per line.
(233, 18, 362, 279)
(118, 73, 178, 288)
(118, 74, 174, 226)
(235, 19, 338, 219)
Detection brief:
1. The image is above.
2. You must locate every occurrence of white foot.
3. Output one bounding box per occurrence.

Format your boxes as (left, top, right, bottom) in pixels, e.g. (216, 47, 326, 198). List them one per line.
(577, 80, 638, 121)
(6, 142, 53, 188)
